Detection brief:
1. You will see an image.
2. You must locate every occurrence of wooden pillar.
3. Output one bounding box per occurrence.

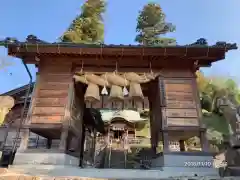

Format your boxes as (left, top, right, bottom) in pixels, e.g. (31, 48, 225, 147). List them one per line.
(18, 129, 30, 152)
(162, 131, 169, 152)
(59, 80, 73, 152)
(158, 76, 167, 153)
(59, 128, 69, 152)
(72, 82, 85, 167)
(35, 135, 40, 148)
(46, 138, 52, 149)
(78, 126, 85, 167)
(79, 125, 85, 167)
(179, 139, 185, 152)
(200, 131, 209, 152)
(148, 80, 159, 154)
(192, 72, 210, 152)
(92, 129, 97, 164)
(134, 124, 136, 138)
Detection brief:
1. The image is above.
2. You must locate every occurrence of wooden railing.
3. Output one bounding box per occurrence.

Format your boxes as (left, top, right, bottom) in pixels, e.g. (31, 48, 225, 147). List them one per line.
(96, 137, 151, 146)
(96, 137, 189, 151)
(128, 138, 150, 145)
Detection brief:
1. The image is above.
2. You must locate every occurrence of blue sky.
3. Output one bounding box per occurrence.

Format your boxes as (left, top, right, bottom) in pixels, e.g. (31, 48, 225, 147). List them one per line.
(0, 0, 239, 94)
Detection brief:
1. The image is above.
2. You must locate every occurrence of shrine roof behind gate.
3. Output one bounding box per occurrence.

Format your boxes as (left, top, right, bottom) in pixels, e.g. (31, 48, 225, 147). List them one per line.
(0, 35, 237, 67)
(1, 83, 34, 104)
(100, 109, 147, 123)
(1, 83, 34, 96)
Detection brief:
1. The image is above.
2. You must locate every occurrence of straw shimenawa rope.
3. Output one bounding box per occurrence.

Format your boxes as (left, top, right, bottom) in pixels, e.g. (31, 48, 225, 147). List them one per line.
(85, 83, 100, 103)
(74, 72, 158, 87)
(109, 85, 124, 101)
(129, 82, 144, 101)
(74, 72, 159, 103)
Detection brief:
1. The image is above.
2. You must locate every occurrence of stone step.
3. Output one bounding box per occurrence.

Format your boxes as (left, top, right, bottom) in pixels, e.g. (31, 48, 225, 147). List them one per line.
(6, 165, 240, 180)
(7, 165, 225, 179)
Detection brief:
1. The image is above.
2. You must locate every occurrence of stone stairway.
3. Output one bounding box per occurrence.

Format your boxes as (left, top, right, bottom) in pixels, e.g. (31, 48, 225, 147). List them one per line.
(82, 141, 108, 168)
(104, 147, 127, 168)
(94, 142, 107, 168)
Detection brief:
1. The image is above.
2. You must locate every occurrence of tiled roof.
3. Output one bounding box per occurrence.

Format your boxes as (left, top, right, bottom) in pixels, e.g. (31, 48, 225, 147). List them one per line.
(0, 82, 34, 96)
(0, 34, 237, 51)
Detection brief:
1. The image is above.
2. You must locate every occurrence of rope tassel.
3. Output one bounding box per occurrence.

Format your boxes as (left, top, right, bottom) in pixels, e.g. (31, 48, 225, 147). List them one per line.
(101, 73, 108, 95)
(123, 86, 128, 96)
(101, 86, 108, 95)
(123, 73, 129, 96)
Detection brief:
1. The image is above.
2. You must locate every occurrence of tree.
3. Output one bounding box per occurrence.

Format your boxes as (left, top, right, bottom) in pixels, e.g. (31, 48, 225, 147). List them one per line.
(196, 71, 240, 112)
(135, 3, 176, 46)
(196, 71, 209, 98)
(60, 0, 106, 44)
(224, 79, 238, 104)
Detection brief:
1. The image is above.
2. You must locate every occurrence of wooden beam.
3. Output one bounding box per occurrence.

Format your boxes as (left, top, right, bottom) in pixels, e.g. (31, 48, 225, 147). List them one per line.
(20, 53, 217, 68)
(29, 124, 62, 129)
(163, 126, 205, 131)
(10, 45, 226, 60)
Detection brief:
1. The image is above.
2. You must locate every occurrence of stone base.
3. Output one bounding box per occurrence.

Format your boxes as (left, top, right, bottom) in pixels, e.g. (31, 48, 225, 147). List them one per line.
(151, 152, 218, 177)
(6, 150, 236, 179)
(11, 149, 79, 166)
(4, 165, 229, 179)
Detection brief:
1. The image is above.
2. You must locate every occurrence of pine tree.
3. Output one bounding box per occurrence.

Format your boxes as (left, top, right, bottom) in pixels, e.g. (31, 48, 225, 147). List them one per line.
(61, 0, 106, 44)
(135, 3, 176, 46)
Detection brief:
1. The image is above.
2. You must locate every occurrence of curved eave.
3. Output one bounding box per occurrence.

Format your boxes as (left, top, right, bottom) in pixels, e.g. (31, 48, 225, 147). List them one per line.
(104, 117, 148, 125)
(8, 45, 227, 59)
(7, 47, 226, 68)
(1, 37, 237, 68)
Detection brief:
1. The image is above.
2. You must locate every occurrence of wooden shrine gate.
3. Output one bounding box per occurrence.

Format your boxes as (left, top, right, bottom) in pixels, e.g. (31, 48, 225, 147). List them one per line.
(0, 36, 236, 170)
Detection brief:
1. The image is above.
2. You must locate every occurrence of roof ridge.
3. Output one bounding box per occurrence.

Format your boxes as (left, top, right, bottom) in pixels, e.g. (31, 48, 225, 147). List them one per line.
(0, 82, 35, 96)
(0, 35, 238, 50)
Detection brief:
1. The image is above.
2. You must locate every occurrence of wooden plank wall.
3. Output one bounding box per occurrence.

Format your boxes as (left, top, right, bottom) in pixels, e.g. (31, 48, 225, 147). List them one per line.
(160, 70, 200, 127)
(30, 60, 72, 125)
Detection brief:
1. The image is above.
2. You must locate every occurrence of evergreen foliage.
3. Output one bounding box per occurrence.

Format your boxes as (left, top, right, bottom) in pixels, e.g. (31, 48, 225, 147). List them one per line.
(135, 3, 176, 46)
(60, 0, 106, 44)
